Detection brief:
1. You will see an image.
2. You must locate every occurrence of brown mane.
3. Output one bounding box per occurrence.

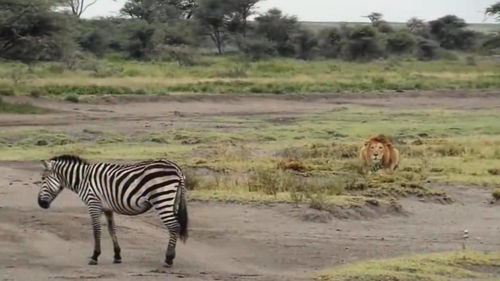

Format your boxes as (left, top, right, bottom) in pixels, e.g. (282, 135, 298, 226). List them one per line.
(360, 135, 400, 174)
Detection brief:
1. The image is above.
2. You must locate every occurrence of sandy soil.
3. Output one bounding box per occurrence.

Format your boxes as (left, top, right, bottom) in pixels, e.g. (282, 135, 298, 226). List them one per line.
(1, 91, 500, 281)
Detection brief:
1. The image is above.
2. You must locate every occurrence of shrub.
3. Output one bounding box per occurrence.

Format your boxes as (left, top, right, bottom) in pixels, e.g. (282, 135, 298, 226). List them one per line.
(239, 38, 277, 61)
(465, 56, 477, 66)
(318, 27, 343, 58)
(277, 158, 307, 172)
(342, 25, 383, 61)
(30, 89, 47, 98)
(492, 188, 500, 201)
(65, 95, 79, 103)
(293, 29, 319, 60)
(416, 39, 439, 61)
(184, 169, 201, 190)
(386, 31, 416, 54)
(0, 88, 15, 96)
(160, 45, 197, 66)
(216, 62, 250, 78)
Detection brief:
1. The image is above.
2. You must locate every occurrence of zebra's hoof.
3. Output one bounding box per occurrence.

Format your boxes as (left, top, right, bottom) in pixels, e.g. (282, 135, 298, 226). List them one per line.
(88, 259, 98, 265)
(113, 259, 122, 264)
(164, 261, 173, 268)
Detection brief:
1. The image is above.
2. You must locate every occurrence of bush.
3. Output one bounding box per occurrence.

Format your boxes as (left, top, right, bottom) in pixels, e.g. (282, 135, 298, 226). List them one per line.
(416, 39, 439, 61)
(40, 85, 133, 96)
(492, 188, 500, 201)
(65, 95, 79, 103)
(342, 25, 383, 61)
(184, 169, 201, 190)
(239, 38, 277, 61)
(293, 29, 319, 60)
(386, 31, 416, 54)
(0, 88, 15, 96)
(318, 27, 343, 58)
(216, 62, 250, 78)
(30, 89, 47, 98)
(160, 45, 197, 66)
(277, 158, 307, 172)
(79, 30, 109, 57)
(255, 8, 299, 57)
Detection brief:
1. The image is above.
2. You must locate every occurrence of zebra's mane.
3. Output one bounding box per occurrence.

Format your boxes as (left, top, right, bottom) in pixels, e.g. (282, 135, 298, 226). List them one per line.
(50, 155, 89, 164)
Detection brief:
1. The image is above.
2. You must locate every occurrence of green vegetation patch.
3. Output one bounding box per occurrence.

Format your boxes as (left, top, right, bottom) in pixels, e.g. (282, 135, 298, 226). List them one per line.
(0, 98, 47, 114)
(316, 251, 500, 281)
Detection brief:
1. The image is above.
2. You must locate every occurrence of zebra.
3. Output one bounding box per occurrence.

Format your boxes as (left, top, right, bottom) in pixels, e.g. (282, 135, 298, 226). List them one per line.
(37, 155, 188, 267)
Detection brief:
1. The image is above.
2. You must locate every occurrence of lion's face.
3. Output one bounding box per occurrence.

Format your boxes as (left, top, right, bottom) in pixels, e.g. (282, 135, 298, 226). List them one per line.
(367, 141, 386, 163)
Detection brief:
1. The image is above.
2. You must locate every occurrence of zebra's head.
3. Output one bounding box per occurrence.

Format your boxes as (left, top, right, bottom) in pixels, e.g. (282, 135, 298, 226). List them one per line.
(38, 160, 64, 209)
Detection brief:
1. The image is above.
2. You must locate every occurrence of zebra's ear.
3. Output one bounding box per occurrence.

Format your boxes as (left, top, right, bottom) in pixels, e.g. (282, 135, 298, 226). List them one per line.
(41, 160, 52, 170)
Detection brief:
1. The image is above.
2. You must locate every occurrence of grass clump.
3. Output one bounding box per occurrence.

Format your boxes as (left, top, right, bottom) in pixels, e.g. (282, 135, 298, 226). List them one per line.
(0, 98, 47, 114)
(316, 251, 500, 281)
(492, 188, 500, 201)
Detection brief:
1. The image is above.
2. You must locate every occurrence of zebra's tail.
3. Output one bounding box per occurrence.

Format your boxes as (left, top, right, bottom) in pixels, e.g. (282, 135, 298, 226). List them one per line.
(178, 178, 188, 243)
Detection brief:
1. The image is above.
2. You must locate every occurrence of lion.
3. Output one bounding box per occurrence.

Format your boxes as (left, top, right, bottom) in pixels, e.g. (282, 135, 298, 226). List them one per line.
(359, 135, 400, 175)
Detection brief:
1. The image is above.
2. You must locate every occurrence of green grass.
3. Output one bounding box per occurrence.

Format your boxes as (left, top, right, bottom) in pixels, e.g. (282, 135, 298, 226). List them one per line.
(0, 106, 498, 208)
(316, 251, 500, 281)
(0, 98, 47, 114)
(0, 56, 499, 97)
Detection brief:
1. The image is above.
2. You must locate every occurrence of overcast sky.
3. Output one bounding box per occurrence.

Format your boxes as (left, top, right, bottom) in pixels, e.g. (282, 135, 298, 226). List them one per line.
(83, 0, 499, 23)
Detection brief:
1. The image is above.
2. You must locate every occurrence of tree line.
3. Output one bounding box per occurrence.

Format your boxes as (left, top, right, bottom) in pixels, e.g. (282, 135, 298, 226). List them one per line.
(1, 0, 499, 65)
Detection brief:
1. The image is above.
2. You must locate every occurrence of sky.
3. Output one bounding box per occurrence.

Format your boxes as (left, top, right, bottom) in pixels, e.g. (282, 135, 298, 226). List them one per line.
(83, 0, 499, 23)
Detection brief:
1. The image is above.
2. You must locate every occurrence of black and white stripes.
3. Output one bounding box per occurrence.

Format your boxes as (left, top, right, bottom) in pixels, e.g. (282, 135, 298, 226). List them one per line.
(37, 155, 188, 267)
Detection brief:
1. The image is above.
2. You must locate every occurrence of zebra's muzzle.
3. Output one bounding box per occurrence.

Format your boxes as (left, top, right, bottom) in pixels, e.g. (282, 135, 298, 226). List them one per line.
(38, 198, 50, 209)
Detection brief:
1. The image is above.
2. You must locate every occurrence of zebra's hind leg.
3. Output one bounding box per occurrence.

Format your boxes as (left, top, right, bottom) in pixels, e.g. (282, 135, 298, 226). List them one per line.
(104, 210, 122, 264)
(164, 220, 180, 268)
(88, 205, 103, 265)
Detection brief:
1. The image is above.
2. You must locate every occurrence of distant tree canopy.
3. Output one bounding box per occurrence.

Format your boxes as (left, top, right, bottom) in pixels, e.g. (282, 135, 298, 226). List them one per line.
(486, 2, 500, 21)
(0, 0, 497, 64)
(0, 0, 73, 62)
(63, 0, 100, 18)
(255, 8, 299, 56)
(429, 15, 477, 50)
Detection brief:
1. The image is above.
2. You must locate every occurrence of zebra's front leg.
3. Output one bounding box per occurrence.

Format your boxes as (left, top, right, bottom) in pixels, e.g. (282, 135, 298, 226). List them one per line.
(88, 206, 103, 265)
(104, 210, 122, 264)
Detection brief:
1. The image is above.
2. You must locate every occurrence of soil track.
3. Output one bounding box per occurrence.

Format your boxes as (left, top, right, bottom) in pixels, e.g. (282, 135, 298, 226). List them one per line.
(1, 91, 500, 281)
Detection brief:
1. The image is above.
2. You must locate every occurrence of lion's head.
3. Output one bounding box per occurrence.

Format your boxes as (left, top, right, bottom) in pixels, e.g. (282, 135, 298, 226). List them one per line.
(360, 135, 399, 172)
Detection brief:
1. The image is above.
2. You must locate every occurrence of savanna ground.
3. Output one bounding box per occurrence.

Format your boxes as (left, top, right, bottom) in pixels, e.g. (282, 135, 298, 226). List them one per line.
(1, 58, 500, 281)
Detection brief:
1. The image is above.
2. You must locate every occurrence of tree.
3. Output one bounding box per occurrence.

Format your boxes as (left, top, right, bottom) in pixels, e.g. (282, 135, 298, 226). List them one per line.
(365, 12, 383, 25)
(122, 0, 173, 23)
(64, 0, 99, 18)
(194, 0, 234, 54)
(407, 17, 429, 37)
(416, 39, 438, 60)
(486, 2, 500, 21)
(79, 30, 109, 57)
(365, 12, 393, 33)
(226, 0, 259, 36)
(293, 29, 318, 60)
(0, 0, 74, 62)
(121, 0, 197, 23)
(342, 25, 382, 61)
(429, 15, 477, 50)
(318, 27, 343, 58)
(168, 0, 198, 19)
(386, 30, 416, 54)
(255, 8, 299, 56)
(127, 22, 161, 59)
